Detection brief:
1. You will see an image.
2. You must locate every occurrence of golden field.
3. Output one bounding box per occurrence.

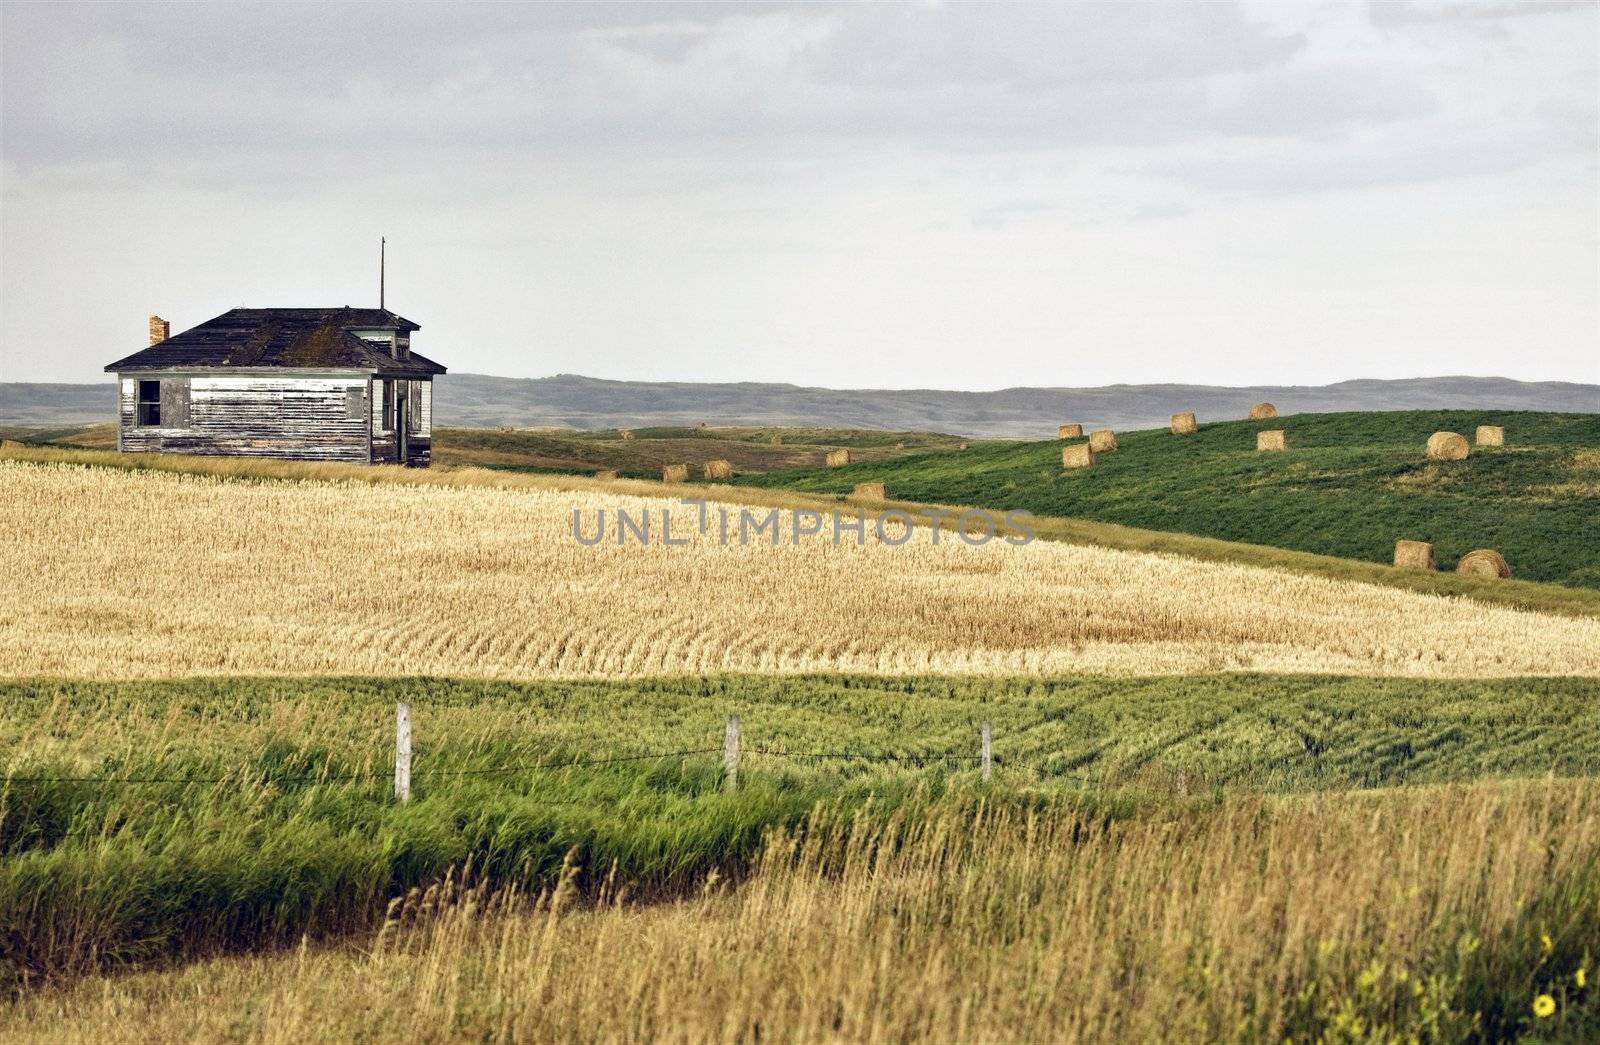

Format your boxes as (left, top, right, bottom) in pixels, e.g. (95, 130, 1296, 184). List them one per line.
(3, 459, 1600, 679)
(5, 779, 1594, 1043)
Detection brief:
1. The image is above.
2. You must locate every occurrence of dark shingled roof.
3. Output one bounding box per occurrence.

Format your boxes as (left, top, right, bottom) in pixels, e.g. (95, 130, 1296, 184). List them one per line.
(105, 308, 446, 377)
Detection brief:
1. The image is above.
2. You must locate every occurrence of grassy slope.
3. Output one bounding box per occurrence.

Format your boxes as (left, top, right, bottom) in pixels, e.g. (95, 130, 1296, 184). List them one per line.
(3, 673, 1598, 981)
(737, 409, 1600, 589)
(0, 424, 119, 448)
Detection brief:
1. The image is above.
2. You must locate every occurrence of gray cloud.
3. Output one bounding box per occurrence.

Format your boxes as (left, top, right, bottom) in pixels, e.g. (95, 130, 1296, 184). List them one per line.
(0, 0, 1458, 188)
(1368, 0, 1595, 27)
(1, 0, 1595, 388)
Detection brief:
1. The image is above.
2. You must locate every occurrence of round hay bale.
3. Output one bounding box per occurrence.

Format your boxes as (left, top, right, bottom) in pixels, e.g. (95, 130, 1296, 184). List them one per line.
(1426, 431, 1469, 461)
(1061, 443, 1094, 469)
(662, 463, 689, 483)
(703, 459, 733, 480)
(1475, 425, 1505, 447)
(1088, 429, 1117, 453)
(1170, 412, 1197, 435)
(1248, 402, 1277, 420)
(620, 430, 636, 442)
(853, 482, 886, 500)
(1057, 423, 1083, 439)
(1257, 430, 1287, 451)
(1456, 549, 1511, 579)
(958, 443, 970, 451)
(825, 449, 851, 467)
(1393, 539, 1434, 571)
(593, 469, 619, 481)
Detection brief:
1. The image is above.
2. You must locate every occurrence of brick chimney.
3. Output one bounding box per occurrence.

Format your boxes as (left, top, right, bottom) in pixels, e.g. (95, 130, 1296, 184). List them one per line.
(149, 315, 170, 345)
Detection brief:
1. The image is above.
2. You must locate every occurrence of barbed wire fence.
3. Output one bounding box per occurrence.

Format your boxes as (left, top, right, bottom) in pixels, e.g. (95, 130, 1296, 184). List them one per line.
(0, 705, 1011, 801)
(7, 702, 1576, 800)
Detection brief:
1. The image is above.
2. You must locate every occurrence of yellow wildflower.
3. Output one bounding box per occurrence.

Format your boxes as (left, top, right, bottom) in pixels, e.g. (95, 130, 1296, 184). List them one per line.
(1578, 967, 1588, 989)
(1533, 994, 1556, 1018)
(1541, 933, 1554, 953)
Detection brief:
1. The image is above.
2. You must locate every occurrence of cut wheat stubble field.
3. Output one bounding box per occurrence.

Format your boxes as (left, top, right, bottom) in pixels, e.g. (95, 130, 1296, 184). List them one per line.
(3, 460, 1600, 680)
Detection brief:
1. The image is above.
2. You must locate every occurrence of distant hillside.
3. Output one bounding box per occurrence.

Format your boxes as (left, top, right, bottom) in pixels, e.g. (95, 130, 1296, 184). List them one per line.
(739, 409, 1600, 590)
(0, 384, 119, 426)
(4, 374, 1595, 436)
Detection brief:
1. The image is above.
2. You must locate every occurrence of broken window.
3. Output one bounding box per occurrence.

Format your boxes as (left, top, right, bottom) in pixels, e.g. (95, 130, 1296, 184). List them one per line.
(345, 385, 366, 420)
(136, 380, 161, 426)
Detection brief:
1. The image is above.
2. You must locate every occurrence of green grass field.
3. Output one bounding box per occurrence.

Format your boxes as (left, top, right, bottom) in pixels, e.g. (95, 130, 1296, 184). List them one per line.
(736, 410, 1600, 589)
(5, 673, 1598, 983)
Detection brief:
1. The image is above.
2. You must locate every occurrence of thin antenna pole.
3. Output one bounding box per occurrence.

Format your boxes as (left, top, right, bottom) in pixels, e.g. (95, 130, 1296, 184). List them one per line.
(380, 236, 386, 311)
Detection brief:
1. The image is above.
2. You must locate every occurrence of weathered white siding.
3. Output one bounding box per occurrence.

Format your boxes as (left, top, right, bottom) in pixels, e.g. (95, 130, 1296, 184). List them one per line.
(416, 381, 432, 436)
(118, 373, 369, 462)
(116, 371, 434, 466)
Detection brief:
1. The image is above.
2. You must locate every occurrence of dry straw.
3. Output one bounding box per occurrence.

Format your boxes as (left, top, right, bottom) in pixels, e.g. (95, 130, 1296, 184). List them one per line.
(593, 470, 619, 481)
(1257, 430, 1287, 452)
(1170, 413, 1197, 435)
(0, 440, 24, 451)
(1057, 424, 1083, 439)
(7, 460, 1600, 680)
(1393, 540, 1434, 571)
(703, 460, 733, 480)
(1088, 429, 1118, 453)
(1457, 549, 1511, 579)
(661, 464, 689, 483)
(852, 482, 887, 500)
(825, 449, 851, 467)
(1061, 443, 1094, 470)
(1248, 402, 1277, 420)
(1426, 432, 1469, 461)
(1476, 425, 1505, 447)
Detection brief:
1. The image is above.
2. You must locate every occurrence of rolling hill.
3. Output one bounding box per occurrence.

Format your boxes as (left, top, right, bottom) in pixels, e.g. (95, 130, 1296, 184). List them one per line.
(4, 374, 1595, 436)
(736, 409, 1600, 590)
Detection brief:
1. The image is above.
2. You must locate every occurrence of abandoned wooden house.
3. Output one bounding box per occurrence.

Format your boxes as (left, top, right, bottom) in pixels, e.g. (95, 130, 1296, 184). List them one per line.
(104, 308, 446, 466)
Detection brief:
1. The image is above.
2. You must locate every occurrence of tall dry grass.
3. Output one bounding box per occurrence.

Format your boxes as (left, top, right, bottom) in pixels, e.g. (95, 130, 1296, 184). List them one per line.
(5, 779, 1595, 1043)
(4, 460, 1600, 679)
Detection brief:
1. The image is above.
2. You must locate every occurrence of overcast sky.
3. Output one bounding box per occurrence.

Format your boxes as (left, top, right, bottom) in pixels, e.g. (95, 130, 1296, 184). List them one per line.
(2, 0, 1596, 389)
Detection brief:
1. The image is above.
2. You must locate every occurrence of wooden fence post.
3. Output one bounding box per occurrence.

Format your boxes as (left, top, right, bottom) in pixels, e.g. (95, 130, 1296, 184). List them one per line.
(395, 702, 412, 803)
(724, 714, 740, 792)
(981, 720, 992, 783)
